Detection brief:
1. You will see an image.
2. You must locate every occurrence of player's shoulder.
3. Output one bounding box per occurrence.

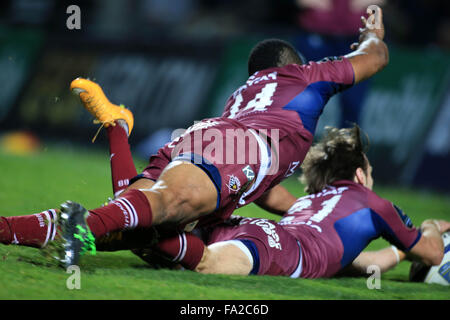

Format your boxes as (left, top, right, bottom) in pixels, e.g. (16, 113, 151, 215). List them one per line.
(261, 58, 347, 75)
(365, 187, 413, 225)
(333, 180, 391, 211)
(365, 187, 394, 212)
(270, 62, 328, 82)
(256, 57, 354, 87)
(303, 56, 350, 70)
(268, 63, 304, 78)
(295, 56, 354, 85)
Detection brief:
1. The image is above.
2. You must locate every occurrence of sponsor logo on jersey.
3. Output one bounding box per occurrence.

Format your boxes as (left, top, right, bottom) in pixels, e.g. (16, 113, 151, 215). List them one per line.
(242, 165, 255, 182)
(227, 175, 241, 193)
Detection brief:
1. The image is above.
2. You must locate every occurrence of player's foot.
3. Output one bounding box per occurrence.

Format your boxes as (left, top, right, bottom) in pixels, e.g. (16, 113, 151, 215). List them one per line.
(57, 201, 96, 267)
(70, 78, 134, 136)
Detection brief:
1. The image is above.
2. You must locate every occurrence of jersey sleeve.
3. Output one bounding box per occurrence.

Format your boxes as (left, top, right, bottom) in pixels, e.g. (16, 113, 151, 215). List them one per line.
(300, 56, 355, 92)
(370, 195, 422, 251)
(282, 57, 355, 135)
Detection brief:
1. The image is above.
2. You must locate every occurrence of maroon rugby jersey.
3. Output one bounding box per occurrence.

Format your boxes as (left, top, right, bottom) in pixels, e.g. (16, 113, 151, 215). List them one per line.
(141, 58, 355, 227)
(222, 58, 354, 137)
(279, 180, 422, 278)
(219, 58, 355, 206)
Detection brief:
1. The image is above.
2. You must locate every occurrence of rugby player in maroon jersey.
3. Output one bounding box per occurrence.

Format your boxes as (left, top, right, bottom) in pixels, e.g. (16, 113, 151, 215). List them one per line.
(1, 6, 392, 269)
(190, 125, 449, 278)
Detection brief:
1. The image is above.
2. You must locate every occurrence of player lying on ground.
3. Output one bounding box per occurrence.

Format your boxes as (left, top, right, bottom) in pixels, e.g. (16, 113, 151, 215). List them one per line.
(0, 6, 389, 269)
(187, 125, 450, 277)
(76, 124, 448, 278)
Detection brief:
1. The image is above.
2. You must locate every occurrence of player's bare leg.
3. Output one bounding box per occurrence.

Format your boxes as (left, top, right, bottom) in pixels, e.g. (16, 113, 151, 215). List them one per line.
(139, 161, 218, 226)
(56, 161, 217, 267)
(195, 241, 253, 275)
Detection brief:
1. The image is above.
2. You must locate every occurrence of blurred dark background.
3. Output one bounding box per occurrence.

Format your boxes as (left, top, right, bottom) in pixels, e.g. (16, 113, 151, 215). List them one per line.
(0, 0, 449, 192)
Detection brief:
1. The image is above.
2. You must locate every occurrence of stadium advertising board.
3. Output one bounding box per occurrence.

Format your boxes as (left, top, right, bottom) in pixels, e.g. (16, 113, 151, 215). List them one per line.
(2, 30, 221, 144)
(0, 27, 43, 123)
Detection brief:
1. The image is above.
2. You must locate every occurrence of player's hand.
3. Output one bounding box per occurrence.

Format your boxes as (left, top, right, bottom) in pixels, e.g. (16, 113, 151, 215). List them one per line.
(422, 219, 450, 234)
(435, 220, 450, 233)
(350, 5, 385, 50)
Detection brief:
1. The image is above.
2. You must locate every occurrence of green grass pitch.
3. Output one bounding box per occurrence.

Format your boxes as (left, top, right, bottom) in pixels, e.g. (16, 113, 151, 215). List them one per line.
(0, 144, 449, 300)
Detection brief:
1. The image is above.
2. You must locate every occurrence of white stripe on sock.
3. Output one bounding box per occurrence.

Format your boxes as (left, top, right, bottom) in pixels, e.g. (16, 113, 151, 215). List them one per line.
(121, 197, 139, 228)
(48, 209, 58, 241)
(116, 199, 134, 228)
(178, 233, 188, 262)
(41, 211, 52, 248)
(173, 233, 186, 262)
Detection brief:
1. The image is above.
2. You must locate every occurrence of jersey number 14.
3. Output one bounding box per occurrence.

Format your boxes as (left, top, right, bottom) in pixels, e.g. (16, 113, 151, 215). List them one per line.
(228, 83, 278, 119)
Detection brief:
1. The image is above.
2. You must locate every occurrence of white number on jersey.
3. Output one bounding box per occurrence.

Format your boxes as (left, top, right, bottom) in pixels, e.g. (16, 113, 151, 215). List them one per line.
(310, 195, 342, 223)
(283, 194, 343, 231)
(287, 198, 312, 215)
(228, 82, 278, 119)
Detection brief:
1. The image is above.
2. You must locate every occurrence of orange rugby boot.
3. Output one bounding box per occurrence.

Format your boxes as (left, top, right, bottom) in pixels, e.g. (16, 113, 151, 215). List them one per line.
(70, 78, 134, 136)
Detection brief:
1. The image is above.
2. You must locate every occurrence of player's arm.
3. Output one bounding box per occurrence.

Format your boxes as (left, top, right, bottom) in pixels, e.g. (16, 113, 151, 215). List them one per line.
(369, 197, 445, 267)
(407, 219, 449, 266)
(337, 246, 406, 277)
(345, 5, 389, 84)
(254, 184, 297, 216)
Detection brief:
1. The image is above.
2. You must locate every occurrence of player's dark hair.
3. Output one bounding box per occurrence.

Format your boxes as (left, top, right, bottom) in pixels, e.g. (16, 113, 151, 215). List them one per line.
(300, 125, 369, 194)
(247, 39, 305, 76)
